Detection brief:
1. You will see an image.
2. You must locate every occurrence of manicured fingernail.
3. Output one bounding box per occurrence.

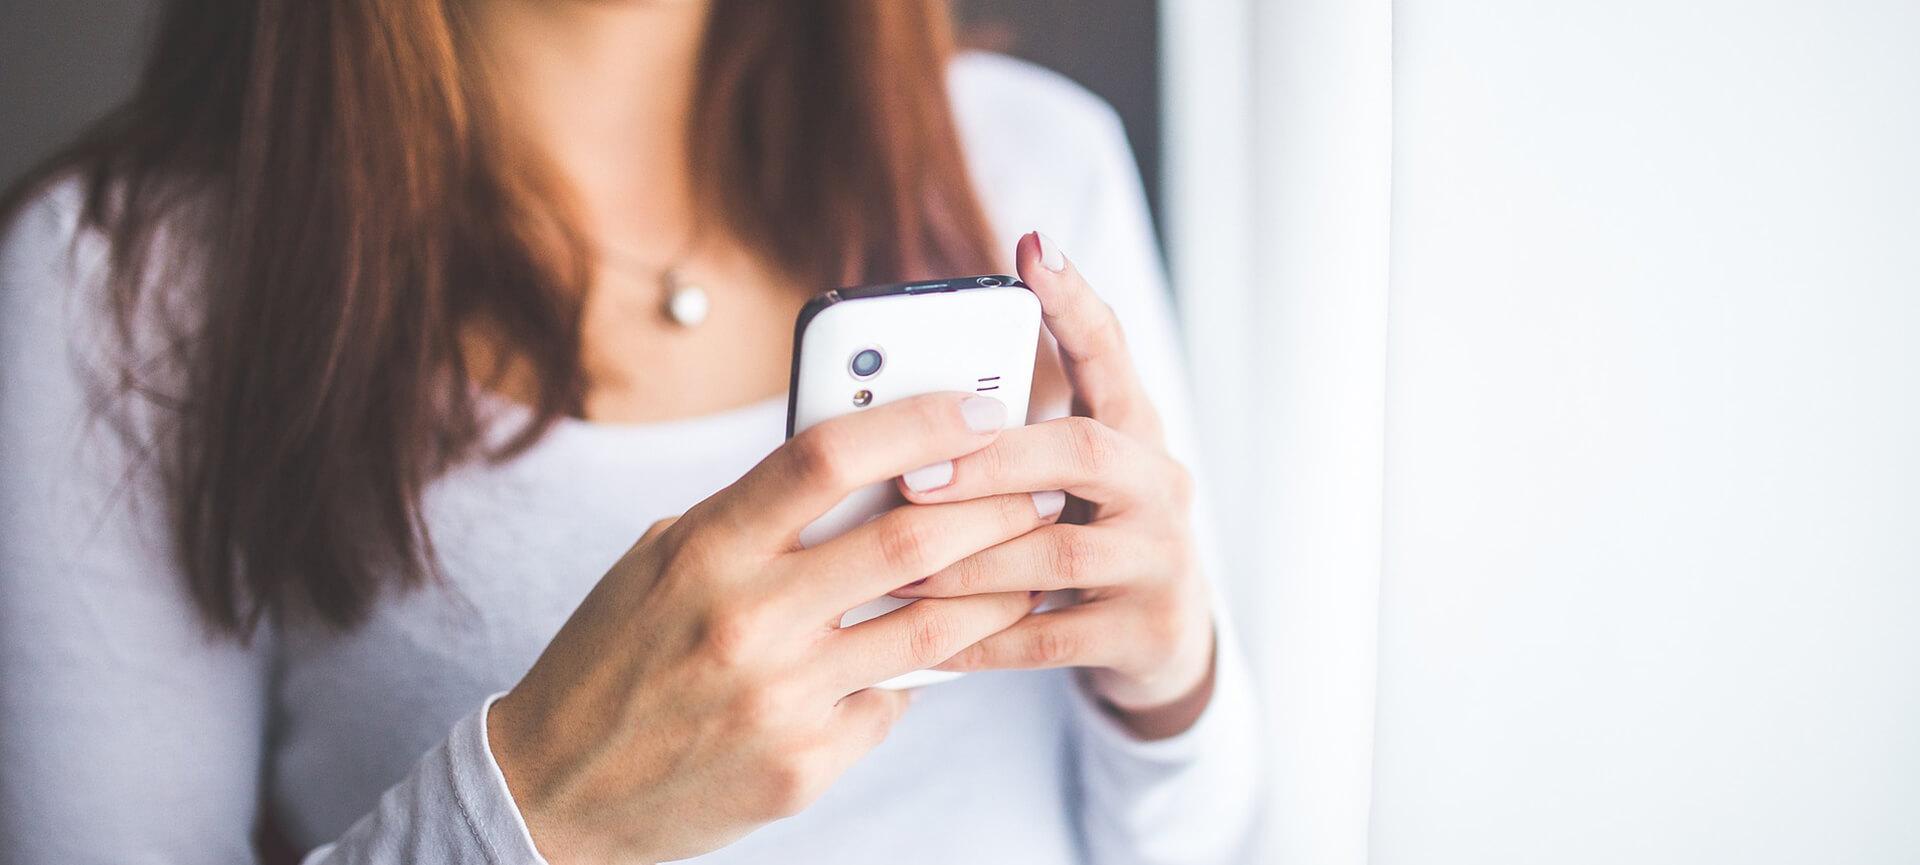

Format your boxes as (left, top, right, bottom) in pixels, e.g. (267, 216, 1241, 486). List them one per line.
(960, 395, 1007, 432)
(902, 461, 953, 493)
(1034, 231, 1067, 272)
(1031, 489, 1066, 518)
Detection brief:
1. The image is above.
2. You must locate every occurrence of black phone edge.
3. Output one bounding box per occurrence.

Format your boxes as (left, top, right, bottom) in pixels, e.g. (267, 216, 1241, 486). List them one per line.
(784, 274, 1027, 438)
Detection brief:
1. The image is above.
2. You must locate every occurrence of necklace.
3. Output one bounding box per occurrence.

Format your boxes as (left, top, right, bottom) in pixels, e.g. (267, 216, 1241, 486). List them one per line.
(596, 236, 711, 329)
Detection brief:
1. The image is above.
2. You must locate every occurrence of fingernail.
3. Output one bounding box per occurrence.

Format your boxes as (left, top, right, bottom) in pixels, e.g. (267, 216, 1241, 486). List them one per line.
(902, 461, 954, 493)
(1031, 489, 1066, 518)
(1034, 231, 1068, 272)
(960, 395, 1007, 432)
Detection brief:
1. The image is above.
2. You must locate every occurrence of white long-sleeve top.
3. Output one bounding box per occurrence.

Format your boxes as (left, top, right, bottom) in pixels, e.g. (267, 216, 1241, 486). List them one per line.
(0, 54, 1261, 865)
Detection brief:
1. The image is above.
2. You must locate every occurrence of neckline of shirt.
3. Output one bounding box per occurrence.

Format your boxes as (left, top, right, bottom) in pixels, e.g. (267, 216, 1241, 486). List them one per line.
(473, 387, 788, 456)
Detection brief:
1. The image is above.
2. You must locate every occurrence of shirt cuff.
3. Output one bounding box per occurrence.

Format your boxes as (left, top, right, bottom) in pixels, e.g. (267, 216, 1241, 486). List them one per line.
(451, 692, 550, 864)
(1065, 622, 1257, 764)
(299, 694, 549, 865)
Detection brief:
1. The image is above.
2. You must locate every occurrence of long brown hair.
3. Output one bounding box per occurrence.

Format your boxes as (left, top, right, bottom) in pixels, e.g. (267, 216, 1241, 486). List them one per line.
(4, 0, 997, 637)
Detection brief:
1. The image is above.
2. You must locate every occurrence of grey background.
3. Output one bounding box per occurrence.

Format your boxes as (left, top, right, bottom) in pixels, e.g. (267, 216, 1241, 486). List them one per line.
(955, 0, 1161, 223)
(0, 0, 153, 185)
(0, 1, 1161, 222)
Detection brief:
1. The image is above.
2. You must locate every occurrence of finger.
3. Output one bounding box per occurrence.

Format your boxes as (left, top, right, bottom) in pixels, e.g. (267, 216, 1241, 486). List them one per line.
(897, 416, 1180, 510)
(933, 602, 1128, 673)
(889, 523, 1164, 599)
(699, 392, 1010, 547)
(824, 590, 1040, 692)
(794, 490, 1066, 615)
(824, 687, 912, 765)
(1014, 231, 1163, 441)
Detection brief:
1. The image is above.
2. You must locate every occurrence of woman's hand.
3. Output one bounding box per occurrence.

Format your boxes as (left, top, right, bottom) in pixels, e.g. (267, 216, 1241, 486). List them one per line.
(890, 232, 1218, 740)
(487, 392, 1059, 864)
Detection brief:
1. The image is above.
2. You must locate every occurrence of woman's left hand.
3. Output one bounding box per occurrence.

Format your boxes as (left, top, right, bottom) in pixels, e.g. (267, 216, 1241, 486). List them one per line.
(889, 231, 1217, 740)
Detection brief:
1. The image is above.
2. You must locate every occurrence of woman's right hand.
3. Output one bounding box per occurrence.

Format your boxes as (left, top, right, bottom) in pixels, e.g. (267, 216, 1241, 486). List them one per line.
(486, 392, 1056, 864)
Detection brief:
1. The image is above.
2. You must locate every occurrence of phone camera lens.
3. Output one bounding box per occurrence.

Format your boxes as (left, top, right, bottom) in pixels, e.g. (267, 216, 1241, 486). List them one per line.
(976, 276, 1004, 287)
(849, 347, 884, 379)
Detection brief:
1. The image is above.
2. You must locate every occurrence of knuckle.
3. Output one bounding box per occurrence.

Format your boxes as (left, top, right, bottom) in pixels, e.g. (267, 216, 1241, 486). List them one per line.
(728, 680, 797, 739)
(915, 394, 957, 432)
(700, 607, 769, 670)
(730, 690, 776, 735)
(997, 490, 1037, 527)
(949, 558, 991, 595)
(640, 515, 679, 542)
(787, 427, 854, 489)
(970, 440, 1011, 484)
(940, 641, 986, 672)
(1026, 626, 1080, 666)
(1049, 527, 1101, 587)
(874, 514, 935, 575)
(758, 749, 825, 817)
(906, 607, 960, 666)
(858, 693, 906, 733)
(1063, 416, 1118, 476)
(657, 525, 715, 576)
(645, 547, 696, 599)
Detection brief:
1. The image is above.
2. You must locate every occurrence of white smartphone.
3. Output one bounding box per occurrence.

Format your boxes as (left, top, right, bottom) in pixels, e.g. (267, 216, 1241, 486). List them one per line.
(787, 274, 1042, 689)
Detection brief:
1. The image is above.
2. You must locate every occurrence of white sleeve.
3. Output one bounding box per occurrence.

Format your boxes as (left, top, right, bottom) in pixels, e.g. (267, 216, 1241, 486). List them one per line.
(299, 695, 546, 865)
(0, 186, 274, 863)
(1046, 105, 1267, 865)
(0, 184, 546, 865)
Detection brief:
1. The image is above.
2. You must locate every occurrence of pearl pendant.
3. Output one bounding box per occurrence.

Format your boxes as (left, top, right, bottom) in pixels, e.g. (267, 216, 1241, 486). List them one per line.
(664, 279, 710, 328)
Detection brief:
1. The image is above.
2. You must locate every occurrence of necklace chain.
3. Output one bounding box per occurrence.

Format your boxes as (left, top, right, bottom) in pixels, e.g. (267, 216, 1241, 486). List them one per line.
(594, 235, 710, 329)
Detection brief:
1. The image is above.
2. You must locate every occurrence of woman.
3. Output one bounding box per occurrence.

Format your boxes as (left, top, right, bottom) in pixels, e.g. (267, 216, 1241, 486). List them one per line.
(0, 1, 1259, 863)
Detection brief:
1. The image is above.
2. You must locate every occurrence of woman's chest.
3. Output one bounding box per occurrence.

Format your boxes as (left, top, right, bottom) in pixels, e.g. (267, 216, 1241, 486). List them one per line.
(265, 414, 1082, 861)
(269, 425, 778, 841)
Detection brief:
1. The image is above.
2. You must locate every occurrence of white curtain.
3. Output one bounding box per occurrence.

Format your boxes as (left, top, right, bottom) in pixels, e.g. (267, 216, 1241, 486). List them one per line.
(1163, 1, 1920, 863)
(1162, 3, 1391, 864)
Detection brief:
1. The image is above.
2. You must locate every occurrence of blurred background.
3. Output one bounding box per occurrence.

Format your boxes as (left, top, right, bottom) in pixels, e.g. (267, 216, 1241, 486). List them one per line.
(2, 1, 1170, 231)
(0, 0, 152, 184)
(5, 2, 1917, 865)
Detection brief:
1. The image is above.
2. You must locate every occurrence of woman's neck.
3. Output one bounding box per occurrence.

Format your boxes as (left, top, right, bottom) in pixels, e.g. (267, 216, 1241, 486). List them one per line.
(471, 0, 712, 260)
(463, 1, 804, 425)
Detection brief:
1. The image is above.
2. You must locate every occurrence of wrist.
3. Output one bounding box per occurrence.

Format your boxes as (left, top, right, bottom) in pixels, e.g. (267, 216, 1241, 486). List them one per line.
(1088, 620, 1218, 740)
(487, 692, 620, 865)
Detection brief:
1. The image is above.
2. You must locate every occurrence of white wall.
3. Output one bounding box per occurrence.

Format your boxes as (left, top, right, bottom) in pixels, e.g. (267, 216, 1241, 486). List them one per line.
(1374, 1, 1920, 863)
